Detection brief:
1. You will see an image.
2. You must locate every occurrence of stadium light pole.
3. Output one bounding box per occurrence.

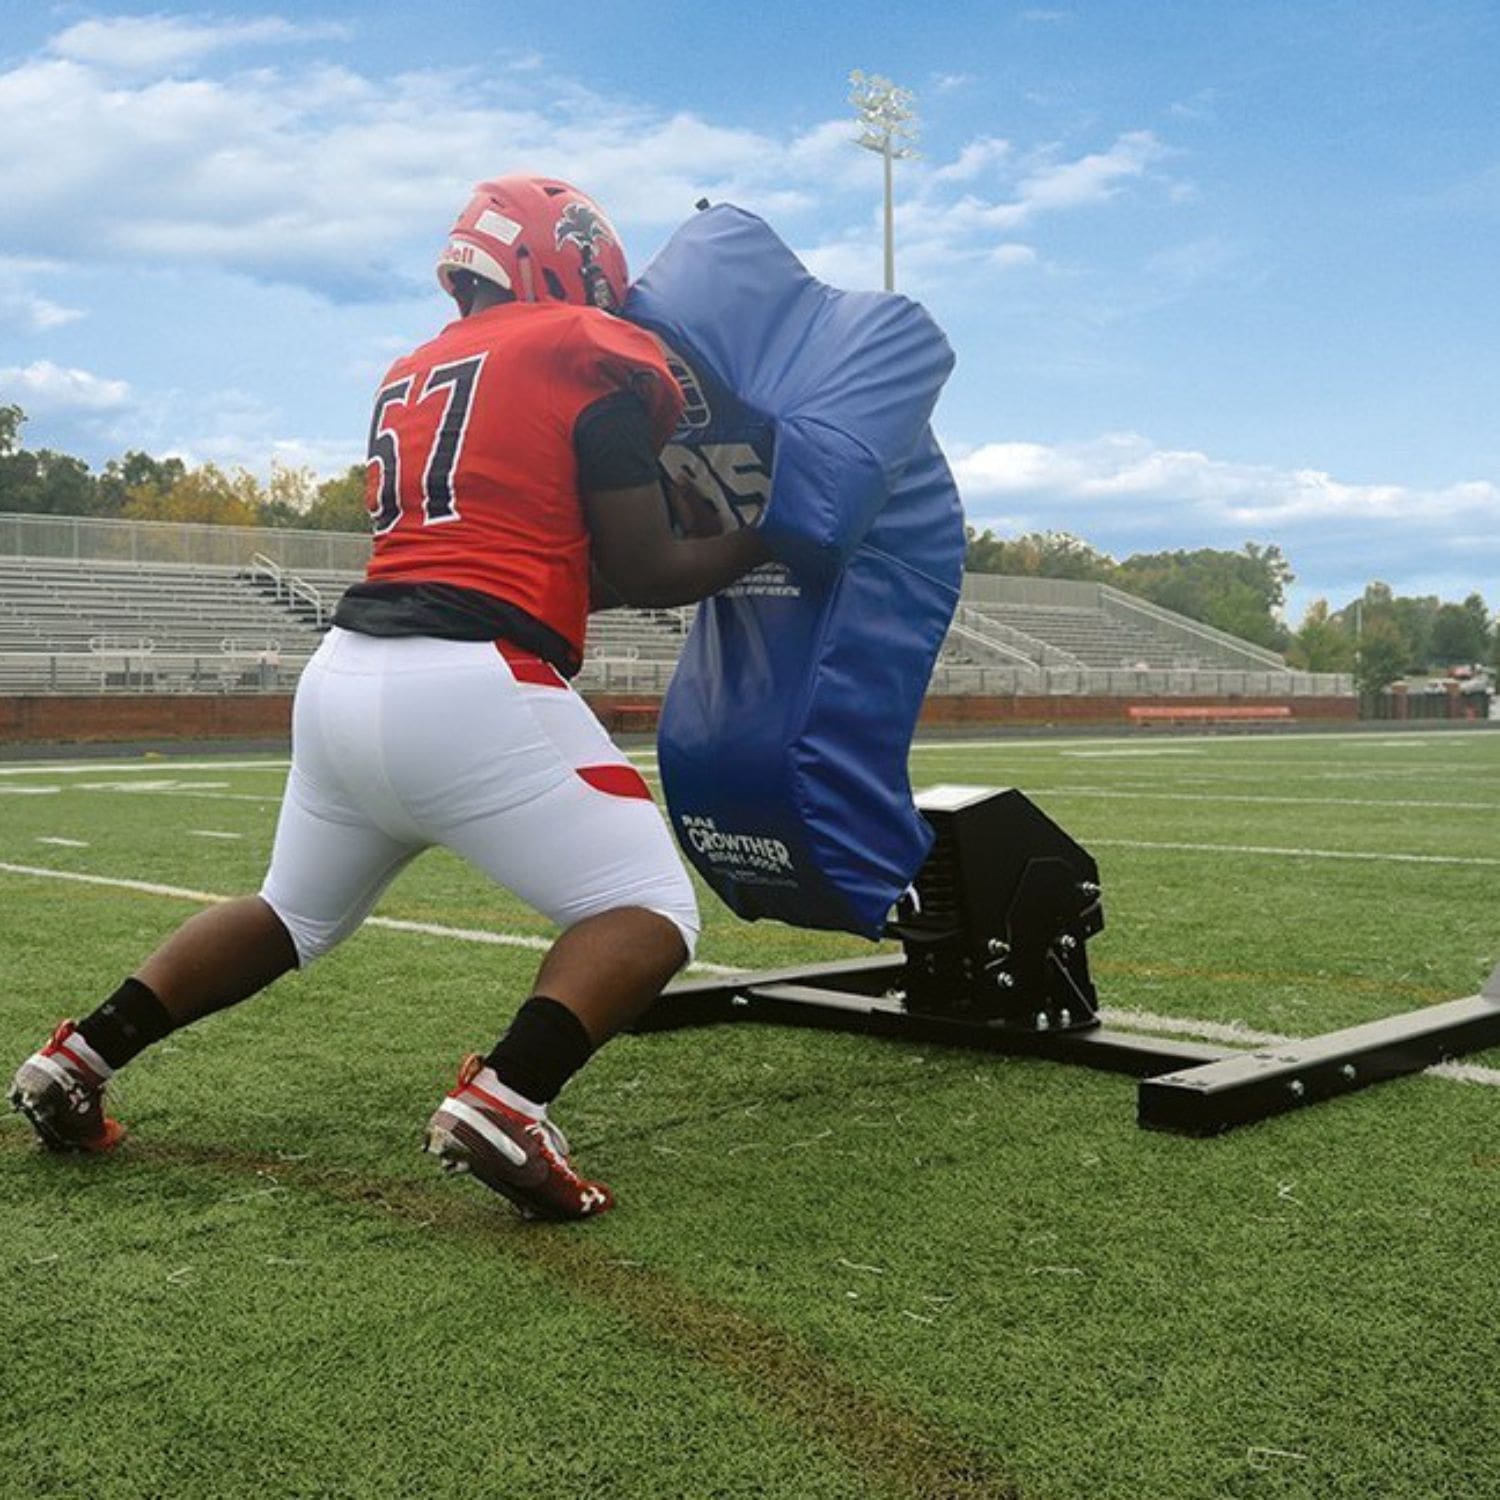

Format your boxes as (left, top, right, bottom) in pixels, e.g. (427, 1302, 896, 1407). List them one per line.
(849, 70, 919, 292)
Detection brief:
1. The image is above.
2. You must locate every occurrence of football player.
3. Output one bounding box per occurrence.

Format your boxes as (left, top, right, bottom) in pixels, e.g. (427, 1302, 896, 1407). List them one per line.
(9, 176, 767, 1221)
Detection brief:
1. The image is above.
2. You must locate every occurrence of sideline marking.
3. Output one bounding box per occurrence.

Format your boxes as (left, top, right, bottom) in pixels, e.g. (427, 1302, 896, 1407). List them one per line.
(0, 862, 739, 977)
(1092, 838, 1500, 868)
(0, 859, 1493, 1088)
(1029, 786, 1500, 812)
(1, 726, 1490, 776)
(1062, 748, 1206, 759)
(0, 760, 290, 776)
(909, 728, 1496, 751)
(94, 790, 278, 804)
(75, 780, 231, 794)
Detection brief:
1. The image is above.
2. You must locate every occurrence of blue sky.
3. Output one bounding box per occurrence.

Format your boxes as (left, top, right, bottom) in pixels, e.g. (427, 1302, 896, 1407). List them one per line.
(1, 0, 1496, 621)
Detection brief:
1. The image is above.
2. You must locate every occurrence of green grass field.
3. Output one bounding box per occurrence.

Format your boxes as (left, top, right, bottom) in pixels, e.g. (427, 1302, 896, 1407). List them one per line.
(3, 727, 1499, 1500)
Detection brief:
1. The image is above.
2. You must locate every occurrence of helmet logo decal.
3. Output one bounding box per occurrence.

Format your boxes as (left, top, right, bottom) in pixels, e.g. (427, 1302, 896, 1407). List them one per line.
(556, 201, 621, 307)
(555, 201, 614, 256)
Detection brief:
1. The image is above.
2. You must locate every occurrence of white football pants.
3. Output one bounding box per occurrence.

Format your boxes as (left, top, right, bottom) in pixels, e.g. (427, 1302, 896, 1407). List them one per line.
(259, 628, 699, 966)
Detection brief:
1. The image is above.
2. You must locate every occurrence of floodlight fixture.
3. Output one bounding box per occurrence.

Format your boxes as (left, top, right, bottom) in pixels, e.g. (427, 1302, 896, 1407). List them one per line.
(849, 70, 919, 292)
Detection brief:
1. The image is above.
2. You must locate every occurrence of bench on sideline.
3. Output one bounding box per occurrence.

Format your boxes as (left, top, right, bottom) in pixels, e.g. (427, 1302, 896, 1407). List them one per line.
(1128, 703, 1293, 729)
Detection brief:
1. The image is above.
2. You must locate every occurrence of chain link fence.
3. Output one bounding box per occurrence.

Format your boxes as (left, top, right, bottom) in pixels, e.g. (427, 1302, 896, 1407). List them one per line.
(0, 513, 369, 572)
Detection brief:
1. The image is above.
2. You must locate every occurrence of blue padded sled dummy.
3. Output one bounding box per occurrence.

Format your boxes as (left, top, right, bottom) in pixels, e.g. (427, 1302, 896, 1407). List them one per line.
(626, 206, 965, 938)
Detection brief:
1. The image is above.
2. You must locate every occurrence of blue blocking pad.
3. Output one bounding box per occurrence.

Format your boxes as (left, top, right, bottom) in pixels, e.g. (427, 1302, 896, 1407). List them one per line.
(626, 206, 965, 938)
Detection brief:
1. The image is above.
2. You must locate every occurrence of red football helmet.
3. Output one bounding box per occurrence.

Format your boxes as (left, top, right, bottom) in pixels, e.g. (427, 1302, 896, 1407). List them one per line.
(437, 175, 629, 313)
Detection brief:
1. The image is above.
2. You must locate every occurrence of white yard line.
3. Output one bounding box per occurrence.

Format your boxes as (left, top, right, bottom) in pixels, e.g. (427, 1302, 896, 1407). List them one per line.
(0, 862, 225, 902)
(1028, 787, 1500, 812)
(34, 836, 89, 848)
(1063, 748, 1207, 758)
(0, 760, 290, 776)
(188, 830, 243, 841)
(0, 862, 739, 976)
(111, 791, 279, 803)
(2, 728, 1488, 778)
(0, 858, 1494, 1089)
(910, 728, 1497, 752)
(1091, 838, 1500, 867)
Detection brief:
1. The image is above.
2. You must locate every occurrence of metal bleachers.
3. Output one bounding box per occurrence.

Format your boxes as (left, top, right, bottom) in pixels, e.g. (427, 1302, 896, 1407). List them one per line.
(0, 518, 1354, 701)
(962, 602, 1196, 669)
(0, 555, 697, 696)
(0, 557, 323, 653)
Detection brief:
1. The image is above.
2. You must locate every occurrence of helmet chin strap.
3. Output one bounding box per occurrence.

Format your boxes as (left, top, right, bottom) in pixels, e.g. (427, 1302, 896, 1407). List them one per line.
(517, 249, 538, 303)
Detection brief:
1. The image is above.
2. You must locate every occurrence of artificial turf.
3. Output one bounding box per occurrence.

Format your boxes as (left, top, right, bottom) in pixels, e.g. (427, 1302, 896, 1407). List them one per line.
(3, 727, 1499, 1499)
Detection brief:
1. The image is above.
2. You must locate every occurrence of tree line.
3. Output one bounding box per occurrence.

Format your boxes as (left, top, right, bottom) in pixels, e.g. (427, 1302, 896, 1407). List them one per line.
(965, 528, 1496, 696)
(0, 405, 368, 534)
(2, 405, 1493, 694)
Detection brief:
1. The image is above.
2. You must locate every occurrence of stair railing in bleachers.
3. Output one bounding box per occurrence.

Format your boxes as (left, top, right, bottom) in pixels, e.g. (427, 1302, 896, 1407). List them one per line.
(953, 603, 1086, 669)
(248, 552, 327, 629)
(945, 614, 1043, 674)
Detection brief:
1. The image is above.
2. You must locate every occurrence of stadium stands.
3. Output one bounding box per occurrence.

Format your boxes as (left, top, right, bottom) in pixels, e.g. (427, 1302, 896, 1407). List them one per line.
(0, 513, 1354, 702)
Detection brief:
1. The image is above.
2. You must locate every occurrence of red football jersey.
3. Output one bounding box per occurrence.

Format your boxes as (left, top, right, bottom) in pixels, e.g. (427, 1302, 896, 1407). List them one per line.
(362, 302, 683, 660)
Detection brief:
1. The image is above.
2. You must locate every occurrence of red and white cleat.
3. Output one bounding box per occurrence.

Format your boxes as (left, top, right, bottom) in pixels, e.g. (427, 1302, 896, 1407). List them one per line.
(423, 1055, 613, 1222)
(8, 1021, 126, 1153)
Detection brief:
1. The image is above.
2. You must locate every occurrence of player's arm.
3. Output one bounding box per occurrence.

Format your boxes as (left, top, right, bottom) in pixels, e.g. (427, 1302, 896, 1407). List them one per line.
(576, 390, 769, 608)
(585, 479, 768, 608)
(588, 562, 628, 612)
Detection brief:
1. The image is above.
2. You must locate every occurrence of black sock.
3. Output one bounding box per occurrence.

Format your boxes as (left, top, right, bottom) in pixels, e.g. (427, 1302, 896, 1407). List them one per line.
(485, 995, 595, 1106)
(76, 978, 177, 1071)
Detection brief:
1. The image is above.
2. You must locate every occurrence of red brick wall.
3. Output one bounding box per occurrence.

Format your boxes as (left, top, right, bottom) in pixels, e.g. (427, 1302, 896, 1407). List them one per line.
(0, 695, 294, 744)
(0, 691, 1358, 745)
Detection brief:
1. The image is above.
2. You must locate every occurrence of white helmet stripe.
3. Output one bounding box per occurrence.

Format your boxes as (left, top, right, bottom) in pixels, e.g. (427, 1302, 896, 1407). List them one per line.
(437, 239, 513, 293)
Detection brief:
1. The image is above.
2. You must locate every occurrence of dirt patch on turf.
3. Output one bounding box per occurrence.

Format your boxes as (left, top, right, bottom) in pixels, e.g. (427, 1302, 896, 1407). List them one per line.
(7, 1132, 1022, 1500)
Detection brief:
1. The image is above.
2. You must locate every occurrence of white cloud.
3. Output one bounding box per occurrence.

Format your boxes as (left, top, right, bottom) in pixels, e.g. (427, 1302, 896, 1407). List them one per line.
(1169, 89, 1218, 123)
(0, 360, 131, 412)
(933, 137, 1011, 183)
(49, 15, 350, 73)
(264, 436, 362, 475)
(955, 432, 1499, 523)
(792, 130, 1166, 289)
(1013, 130, 1166, 216)
(0, 29, 1176, 302)
(113, 379, 358, 478)
(990, 243, 1038, 268)
(951, 431, 1500, 599)
(0, 260, 84, 334)
(0, 291, 83, 333)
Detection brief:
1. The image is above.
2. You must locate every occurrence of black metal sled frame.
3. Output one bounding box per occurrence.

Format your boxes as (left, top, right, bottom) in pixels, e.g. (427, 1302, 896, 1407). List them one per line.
(633, 787, 1500, 1135)
(634, 954, 1500, 1135)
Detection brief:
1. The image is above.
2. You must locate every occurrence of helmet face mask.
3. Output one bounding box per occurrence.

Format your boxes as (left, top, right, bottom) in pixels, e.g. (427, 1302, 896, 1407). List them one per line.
(437, 176, 628, 314)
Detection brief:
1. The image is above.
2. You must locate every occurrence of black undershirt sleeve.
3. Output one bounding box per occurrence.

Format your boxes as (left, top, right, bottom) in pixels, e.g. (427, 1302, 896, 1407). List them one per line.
(573, 390, 662, 490)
